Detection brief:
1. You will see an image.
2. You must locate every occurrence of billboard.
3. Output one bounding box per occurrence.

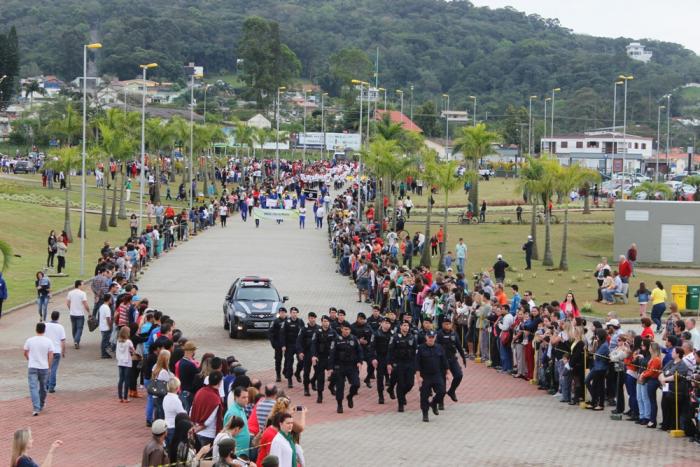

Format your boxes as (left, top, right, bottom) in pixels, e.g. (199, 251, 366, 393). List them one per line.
(297, 132, 360, 151)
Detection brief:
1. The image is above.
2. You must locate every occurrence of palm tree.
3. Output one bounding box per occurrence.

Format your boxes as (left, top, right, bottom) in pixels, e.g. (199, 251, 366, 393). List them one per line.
(516, 156, 544, 260)
(235, 121, 253, 157)
(433, 159, 466, 271)
(537, 157, 561, 267)
(0, 239, 12, 272)
(374, 113, 404, 141)
(146, 118, 175, 204)
(362, 138, 402, 236)
(451, 123, 498, 216)
(631, 181, 674, 200)
(48, 104, 81, 151)
(168, 116, 191, 187)
(556, 165, 600, 270)
(45, 147, 81, 242)
(419, 148, 440, 268)
(23, 80, 45, 110)
(682, 175, 700, 201)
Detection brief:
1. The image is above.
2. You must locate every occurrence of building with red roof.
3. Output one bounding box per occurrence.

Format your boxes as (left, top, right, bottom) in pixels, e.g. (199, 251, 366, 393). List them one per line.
(374, 109, 423, 133)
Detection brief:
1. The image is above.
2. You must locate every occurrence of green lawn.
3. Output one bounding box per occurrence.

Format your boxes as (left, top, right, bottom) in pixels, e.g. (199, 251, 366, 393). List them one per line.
(404, 217, 700, 319)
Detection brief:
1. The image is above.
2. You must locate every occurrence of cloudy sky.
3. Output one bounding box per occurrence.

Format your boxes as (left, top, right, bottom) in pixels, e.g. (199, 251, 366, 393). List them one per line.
(471, 0, 700, 54)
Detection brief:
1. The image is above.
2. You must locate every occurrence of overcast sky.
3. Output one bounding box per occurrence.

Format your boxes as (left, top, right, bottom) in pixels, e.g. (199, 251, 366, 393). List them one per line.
(471, 0, 700, 54)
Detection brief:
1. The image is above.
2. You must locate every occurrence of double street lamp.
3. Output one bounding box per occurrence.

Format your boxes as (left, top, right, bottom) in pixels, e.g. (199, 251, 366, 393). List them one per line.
(80, 42, 102, 275)
(618, 75, 633, 195)
(550, 87, 561, 138)
(321, 92, 328, 159)
(442, 93, 450, 159)
(469, 95, 477, 127)
(275, 86, 286, 182)
(528, 95, 537, 155)
(378, 87, 387, 111)
(396, 89, 404, 116)
(656, 104, 666, 182)
(543, 97, 551, 153)
(139, 63, 158, 233)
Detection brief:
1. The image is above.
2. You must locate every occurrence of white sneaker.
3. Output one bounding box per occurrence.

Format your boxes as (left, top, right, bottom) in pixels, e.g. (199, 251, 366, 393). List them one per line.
(552, 392, 561, 397)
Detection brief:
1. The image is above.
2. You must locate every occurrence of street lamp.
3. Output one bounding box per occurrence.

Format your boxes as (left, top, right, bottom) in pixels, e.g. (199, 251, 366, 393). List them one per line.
(203, 84, 211, 122)
(656, 104, 666, 182)
(351, 80, 365, 150)
(396, 89, 404, 117)
(275, 86, 286, 182)
(378, 87, 387, 111)
(611, 80, 623, 176)
(410, 85, 414, 123)
(543, 97, 551, 153)
(469, 95, 477, 127)
(321, 92, 328, 160)
(302, 89, 307, 166)
(665, 94, 671, 179)
(139, 63, 158, 233)
(618, 75, 633, 195)
(550, 88, 560, 138)
(528, 96, 537, 155)
(442, 93, 450, 160)
(188, 71, 196, 212)
(80, 42, 102, 276)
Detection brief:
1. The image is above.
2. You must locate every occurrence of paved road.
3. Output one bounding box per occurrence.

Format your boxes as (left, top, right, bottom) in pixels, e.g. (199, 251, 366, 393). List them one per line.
(1, 208, 698, 466)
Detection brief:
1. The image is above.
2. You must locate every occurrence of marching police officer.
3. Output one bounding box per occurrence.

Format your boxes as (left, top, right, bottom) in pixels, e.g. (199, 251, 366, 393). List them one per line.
(279, 306, 304, 388)
(328, 322, 363, 413)
(437, 320, 467, 406)
(367, 305, 383, 331)
(310, 315, 336, 403)
(387, 321, 418, 412)
(417, 318, 434, 346)
(351, 312, 374, 387)
(297, 312, 320, 397)
(416, 330, 448, 422)
(370, 317, 395, 404)
(268, 307, 287, 382)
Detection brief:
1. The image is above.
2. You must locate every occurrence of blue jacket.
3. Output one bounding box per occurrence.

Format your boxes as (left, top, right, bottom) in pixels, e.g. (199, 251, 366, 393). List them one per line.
(0, 273, 7, 301)
(592, 342, 610, 372)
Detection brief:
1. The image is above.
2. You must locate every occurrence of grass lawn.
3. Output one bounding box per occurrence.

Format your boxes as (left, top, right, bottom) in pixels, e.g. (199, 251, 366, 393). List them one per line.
(405, 218, 700, 319)
(0, 173, 194, 309)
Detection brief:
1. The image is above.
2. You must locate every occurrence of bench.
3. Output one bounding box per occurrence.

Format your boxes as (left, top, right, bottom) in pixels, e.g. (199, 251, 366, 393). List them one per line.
(613, 293, 628, 304)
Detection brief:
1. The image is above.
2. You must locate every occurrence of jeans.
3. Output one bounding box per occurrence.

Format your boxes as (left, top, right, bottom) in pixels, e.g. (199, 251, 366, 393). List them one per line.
(560, 368, 572, 401)
(457, 257, 465, 273)
(48, 354, 61, 391)
(118, 366, 131, 400)
(498, 339, 512, 372)
(646, 379, 659, 423)
(28, 368, 49, 412)
(602, 289, 615, 302)
(37, 295, 49, 321)
(637, 382, 650, 420)
(70, 315, 85, 345)
(144, 378, 154, 422)
(651, 303, 666, 331)
(624, 373, 639, 417)
(101, 330, 111, 357)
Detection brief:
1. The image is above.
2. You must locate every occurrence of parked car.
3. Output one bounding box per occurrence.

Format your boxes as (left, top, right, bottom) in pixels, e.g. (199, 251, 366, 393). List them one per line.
(223, 276, 288, 338)
(13, 160, 30, 174)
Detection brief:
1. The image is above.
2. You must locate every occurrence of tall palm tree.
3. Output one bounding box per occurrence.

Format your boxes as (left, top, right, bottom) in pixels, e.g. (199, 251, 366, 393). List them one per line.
(168, 116, 191, 188)
(146, 118, 175, 204)
(556, 165, 600, 270)
(419, 148, 440, 268)
(362, 138, 402, 236)
(516, 156, 544, 260)
(537, 157, 561, 267)
(44, 147, 81, 242)
(684, 175, 700, 201)
(0, 239, 11, 272)
(374, 113, 404, 141)
(23, 80, 45, 110)
(631, 181, 674, 200)
(235, 121, 253, 158)
(433, 159, 466, 271)
(451, 123, 498, 216)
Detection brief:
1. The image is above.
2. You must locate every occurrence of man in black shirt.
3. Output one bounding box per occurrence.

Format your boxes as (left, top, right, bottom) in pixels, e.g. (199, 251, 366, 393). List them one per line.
(297, 312, 320, 396)
(492, 254, 510, 284)
(437, 320, 467, 406)
(370, 318, 395, 404)
(388, 321, 418, 412)
(351, 312, 374, 387)
(416, 331, 448, 422)
(367, 306, 382, 332)
(279, 307, 304, 388)
(268, 308, 287, 382)
(175, 341, 200, 411)
(328, 322, 363, 413)
(310, 315, 337, 403)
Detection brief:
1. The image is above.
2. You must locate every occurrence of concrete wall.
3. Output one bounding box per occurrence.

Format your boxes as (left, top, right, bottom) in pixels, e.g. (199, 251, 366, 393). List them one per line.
(614, 200, 700, 266)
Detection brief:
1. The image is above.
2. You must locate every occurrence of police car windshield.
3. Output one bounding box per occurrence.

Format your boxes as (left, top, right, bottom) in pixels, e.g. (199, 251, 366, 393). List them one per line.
(235, 286, 279, 301)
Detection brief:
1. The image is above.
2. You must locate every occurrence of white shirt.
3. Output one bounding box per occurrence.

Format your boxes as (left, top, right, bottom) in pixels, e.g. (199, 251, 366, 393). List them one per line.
(43, 321, 66, 354)
(219, 205, 228, 216)
(98, 304, 112, 332)
(24, 335, 54, 369)
(689, 328, 700, 351)
(198, 406, 219, 438)
(116, 339, 134, 367)
(163, 392, 186, 428)
(67, 288, 88, 317)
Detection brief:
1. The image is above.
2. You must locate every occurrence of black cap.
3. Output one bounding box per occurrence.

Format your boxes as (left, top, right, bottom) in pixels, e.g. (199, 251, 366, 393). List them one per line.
(290, 306, 299, 312)
(278, 307, 287, 313)
(357, 312, 366, 319)
(308, 312, 317, 318)
(340, 322, 351, 328)
(426, 330, 437, 337)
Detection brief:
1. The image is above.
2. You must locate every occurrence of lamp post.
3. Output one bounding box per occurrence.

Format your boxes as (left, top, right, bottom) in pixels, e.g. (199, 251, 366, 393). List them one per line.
(618, 75, 633, 196)
(80, 42, 102, 276)
(410, 85, 414, 123)
(351, 80, 364, 149)
(188, 73, 195, 212)
(302, 89, 307, 166)
(139, 63, 158, 233)
(275, 86, 286, 182)
(665, 94, 671, 180)
(611, 80, 623, 176)
(442, 93, 449, 160)
(655, 104, 666, 182)
(321, 92, 328, 160)
(366, 82, 371, 146)
(543, 97, 550, 153)
(203, 84, 210, 122)
(469, 95, 477, 127)
(528, 95, 537, 155)
(378, 87, 387, 111)
(396, 89, 404, 117)
(550, 88, 560, 138)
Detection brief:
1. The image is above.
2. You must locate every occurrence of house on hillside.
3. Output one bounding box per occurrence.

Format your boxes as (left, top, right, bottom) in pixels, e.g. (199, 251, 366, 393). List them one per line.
(374, 109, 422, 133)
(541, 131, 653, 173)
(246, 113, 272, 129)
(626, 42, 653, 63)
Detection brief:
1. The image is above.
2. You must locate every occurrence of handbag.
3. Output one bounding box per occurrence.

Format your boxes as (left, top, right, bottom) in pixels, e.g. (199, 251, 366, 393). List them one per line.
(87, 315, 99, 332)
(147, 379, 168, 397)
(499, 330, 512, 346)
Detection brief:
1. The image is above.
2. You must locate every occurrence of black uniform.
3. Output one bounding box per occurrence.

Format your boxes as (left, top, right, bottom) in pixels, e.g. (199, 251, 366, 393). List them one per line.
(269, 317, 285, 381)
(310, 326, 337, 402)
(416, 342, 448, 419)
(328, 333, 364, 407)
(367, 314, 382, 332)
(279, 317, 304, 384)
(370, 327, 395, 402)
(296, 323, 320, 394)
(387, 331, 418, 409)
(351, 321, 375, 383)
(436, 329, 466, 398)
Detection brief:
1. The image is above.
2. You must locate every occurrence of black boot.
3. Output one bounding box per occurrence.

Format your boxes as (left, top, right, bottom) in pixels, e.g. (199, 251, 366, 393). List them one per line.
(304, 388, 310, 397)
(311, 380, 317, 391)
(387, 386, 396, 400)
(447, 390, 458, 402)
(295, 372, 302, 383)
(287, 379, 293, 389)
(337, 401, 343, 414)
(378, 395, 385, 405)
(276, 373, 281, 383)
(329, 382, 336, 396)
(438, 402, 445, 411)
(364, 376, 372, 388)
(422, 411, 429, 422)
(347, 395, 354, 409)
(398, 402, 404, 412)
(431, 399, 440, 416)
(316, 393, 323, 404)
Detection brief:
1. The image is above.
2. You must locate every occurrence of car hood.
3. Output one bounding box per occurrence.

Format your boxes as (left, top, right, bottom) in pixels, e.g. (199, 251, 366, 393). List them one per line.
(234, 300, 280, 314)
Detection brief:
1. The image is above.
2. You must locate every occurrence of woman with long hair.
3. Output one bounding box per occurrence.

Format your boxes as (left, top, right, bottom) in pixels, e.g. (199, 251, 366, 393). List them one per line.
(168, 415, 211, 466)
(11, 428, 62, 467)
(46, 231, 57, 268)
(650, 281, 667, 333)
(639, 342, 663, 428)
(152, 349, 173, 419)
(35, 271, 51, 322)
(559, 292, 579, 319)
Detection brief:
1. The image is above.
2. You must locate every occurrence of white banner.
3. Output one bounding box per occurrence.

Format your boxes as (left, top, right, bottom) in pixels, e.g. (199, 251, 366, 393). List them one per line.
(298, 132, 361, 151)
(253, 208, 300, 221)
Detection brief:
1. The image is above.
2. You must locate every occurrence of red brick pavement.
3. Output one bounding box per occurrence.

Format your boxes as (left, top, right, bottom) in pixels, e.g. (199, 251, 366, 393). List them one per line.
(0, 361, 543, 466)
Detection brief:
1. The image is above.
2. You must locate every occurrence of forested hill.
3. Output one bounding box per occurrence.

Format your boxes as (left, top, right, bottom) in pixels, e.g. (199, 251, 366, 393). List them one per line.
(2, 0, 700, 123)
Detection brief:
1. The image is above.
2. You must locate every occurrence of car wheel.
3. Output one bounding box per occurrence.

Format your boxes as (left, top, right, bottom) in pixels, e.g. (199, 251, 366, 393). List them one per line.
(229, 320, 239, 339)
(224, 313, 229, 330)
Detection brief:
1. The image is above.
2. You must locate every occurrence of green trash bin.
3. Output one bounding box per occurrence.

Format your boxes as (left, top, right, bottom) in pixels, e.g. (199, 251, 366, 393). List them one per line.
(687, 285, 700, 310)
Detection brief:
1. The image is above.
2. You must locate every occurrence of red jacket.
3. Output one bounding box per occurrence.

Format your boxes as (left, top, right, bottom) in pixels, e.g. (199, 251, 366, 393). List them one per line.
(619, 260, 632, 278)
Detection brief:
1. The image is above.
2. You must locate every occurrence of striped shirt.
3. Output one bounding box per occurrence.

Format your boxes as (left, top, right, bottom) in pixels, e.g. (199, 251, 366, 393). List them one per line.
(256, 398, 276, 429)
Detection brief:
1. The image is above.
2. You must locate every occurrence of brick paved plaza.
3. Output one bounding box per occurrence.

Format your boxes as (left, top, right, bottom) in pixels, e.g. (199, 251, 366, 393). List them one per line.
(0, 217, 698, 466)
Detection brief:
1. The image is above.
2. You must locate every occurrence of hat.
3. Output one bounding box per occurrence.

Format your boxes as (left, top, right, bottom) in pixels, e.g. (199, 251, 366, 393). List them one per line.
(497, 254, 503, 260)
(132, 295, 141, 302)
(151, 419, 168, 435)
(605, 319, 620, 328)
(426, 330, 437, 337)
(357, 312, 366, 319)
(528, 235, 532, 240)
(182, 341, 197, 352)
(233, 366, 247, 375)
(447, 267, 453, 272)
